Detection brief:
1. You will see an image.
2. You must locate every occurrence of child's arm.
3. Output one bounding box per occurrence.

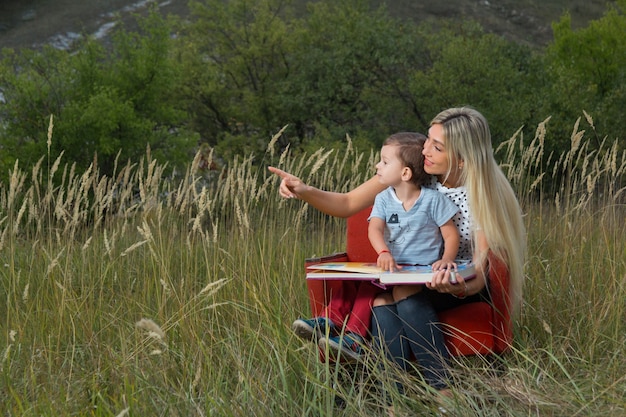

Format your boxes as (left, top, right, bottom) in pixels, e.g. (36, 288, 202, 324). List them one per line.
(368, 217, 398, 272)
(431, 218, 460, 271)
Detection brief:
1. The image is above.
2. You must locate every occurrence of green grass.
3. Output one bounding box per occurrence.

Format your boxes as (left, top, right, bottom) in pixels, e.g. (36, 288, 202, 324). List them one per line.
(0, 121, 624, 416)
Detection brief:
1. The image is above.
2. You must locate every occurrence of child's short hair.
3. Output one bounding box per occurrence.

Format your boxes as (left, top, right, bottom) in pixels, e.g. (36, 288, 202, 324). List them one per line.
(383, 132, 430, 187)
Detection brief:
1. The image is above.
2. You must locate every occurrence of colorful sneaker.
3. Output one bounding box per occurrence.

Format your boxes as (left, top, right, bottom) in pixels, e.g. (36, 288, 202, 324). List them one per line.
(292, 317, 335, 341)
(319, 333, 364, 362)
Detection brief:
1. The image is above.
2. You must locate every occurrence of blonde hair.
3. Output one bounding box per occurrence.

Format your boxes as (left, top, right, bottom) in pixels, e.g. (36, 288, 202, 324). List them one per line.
(431, 107, 526, 315)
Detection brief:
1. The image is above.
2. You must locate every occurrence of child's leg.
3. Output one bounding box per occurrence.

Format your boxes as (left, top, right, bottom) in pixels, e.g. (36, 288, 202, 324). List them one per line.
(324, 279, 360, 325)
(343, 281, 384, 337)
(318, 281, 383, 362)
(392, 284, 423, 303)
(293, 280, 360, 340)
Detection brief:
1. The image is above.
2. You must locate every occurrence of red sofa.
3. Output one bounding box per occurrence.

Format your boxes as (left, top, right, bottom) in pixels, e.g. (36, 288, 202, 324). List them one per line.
(305, 207, 513, 357)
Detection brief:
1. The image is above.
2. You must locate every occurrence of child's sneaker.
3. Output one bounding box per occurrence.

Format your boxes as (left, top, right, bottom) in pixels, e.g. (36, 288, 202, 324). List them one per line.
(292, 317, 335, 341)
(319, 333, 364, 362)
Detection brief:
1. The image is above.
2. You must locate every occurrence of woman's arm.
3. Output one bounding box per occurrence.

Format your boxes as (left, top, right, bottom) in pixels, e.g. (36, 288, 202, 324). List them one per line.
(268, 167, 385, 218)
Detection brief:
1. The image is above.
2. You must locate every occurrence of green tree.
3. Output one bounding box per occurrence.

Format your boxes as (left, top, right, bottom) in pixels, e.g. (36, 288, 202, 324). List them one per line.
(542, 2, 626, 151)
(407, 20, 544, 148)
(179, 0, 295, 159)
(280, 0, 431, 147)
(0, 10, 196, 179)
(0, 46, 69, 172)
(180, 0, 438, 155)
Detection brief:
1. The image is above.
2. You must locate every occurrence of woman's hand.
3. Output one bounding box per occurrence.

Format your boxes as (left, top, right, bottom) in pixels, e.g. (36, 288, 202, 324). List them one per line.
(426, 268, 467, 297)
(268, 167, 307, 199)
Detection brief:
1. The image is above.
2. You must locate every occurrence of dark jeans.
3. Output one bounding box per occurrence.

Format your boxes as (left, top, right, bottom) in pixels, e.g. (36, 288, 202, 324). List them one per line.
(370, 289, 484, 390)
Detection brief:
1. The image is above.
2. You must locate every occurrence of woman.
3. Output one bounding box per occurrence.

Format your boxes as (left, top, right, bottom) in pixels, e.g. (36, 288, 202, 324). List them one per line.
(269, 107, 525, 396)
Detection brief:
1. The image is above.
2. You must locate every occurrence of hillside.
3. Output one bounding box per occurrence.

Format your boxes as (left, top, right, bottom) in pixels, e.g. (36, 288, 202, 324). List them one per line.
(374, 0, 613, 46)
(0, 0, 616, 52)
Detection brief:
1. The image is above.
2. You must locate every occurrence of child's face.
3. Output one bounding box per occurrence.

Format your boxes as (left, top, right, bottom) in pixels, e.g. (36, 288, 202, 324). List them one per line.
(375, 145, 407, 186)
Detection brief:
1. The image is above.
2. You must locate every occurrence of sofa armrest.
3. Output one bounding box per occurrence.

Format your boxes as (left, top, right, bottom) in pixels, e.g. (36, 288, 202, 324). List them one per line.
(486, 251, 513, 353)
(305, 252, 349, 317)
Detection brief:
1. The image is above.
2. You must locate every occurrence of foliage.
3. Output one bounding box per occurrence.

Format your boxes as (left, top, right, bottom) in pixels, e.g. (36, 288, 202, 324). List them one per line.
(178, 0, 296, 150)
(0, 10, 197, 181)
(541, 1, 626, 154)
(1, 0, 626, 180)
(0, 46, 69, 171)
(407, 20, 545, 147)
(178, 0, 548, 156)
(280, 0, 429, 145)
(178, 0, 427, 153)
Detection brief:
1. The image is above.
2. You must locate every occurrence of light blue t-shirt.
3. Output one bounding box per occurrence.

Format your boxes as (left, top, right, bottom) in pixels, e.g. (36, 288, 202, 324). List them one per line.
(369, 186, 459, 265)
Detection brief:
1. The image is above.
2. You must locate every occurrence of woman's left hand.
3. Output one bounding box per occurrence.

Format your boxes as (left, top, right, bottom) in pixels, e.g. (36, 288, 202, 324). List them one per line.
(426, 268, 465, 296)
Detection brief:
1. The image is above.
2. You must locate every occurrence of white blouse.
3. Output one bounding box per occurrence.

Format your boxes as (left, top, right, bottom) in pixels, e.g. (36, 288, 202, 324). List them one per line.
(426, 176, 472, 260)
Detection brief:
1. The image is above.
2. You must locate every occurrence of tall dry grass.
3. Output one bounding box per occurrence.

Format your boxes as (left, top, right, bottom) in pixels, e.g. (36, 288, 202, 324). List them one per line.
(0, 118, 624, 416)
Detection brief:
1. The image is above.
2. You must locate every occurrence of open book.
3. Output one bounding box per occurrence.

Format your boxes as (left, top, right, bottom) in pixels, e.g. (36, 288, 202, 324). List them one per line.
(306, 261, 476, 285)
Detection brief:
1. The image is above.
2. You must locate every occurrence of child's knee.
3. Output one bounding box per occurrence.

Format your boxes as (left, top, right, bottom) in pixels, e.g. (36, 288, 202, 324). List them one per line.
(372, 292, 394, 307)
(392, 284, 423, 302)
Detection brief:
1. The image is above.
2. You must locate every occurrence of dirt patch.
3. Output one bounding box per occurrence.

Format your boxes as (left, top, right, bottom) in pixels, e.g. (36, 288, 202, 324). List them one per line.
(0, 0, 190, 51)
(378, 0, 613, 46)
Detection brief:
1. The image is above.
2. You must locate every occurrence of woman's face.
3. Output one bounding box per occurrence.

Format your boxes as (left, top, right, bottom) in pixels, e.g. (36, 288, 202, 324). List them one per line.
(423, 123, 450, 176)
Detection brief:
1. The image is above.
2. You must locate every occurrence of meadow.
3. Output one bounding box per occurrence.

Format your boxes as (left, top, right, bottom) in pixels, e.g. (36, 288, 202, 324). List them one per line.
(0, 115, 624, 416)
